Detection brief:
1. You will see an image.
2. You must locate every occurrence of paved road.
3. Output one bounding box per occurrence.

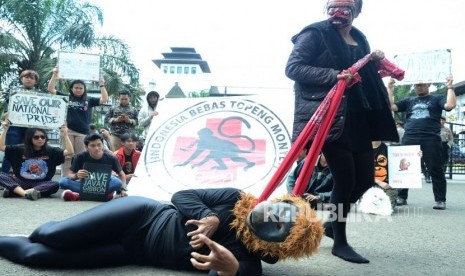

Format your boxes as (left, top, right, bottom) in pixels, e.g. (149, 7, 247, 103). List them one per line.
(1, 176, 464, 276)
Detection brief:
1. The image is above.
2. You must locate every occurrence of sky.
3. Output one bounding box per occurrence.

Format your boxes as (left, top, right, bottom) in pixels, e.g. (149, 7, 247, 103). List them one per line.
(87, 0, 465, 93)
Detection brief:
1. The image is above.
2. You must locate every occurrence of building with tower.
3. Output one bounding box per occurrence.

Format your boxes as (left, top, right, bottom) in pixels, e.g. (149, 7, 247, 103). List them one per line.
(153, 47, 213, 98)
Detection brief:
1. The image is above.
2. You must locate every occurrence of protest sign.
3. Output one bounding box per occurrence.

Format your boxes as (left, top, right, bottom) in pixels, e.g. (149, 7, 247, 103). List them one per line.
(393, 49, 451, 85)
(7, 89, 67, 129)
(57, 51, 100, 81)
(80, 163, 112, 202)
(388, 145, 422, 189)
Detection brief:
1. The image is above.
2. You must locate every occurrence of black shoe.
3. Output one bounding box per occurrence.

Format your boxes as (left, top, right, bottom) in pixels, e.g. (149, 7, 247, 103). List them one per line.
(433, 201, 446, 210)
(396, 198, 407, 206)
(2, 189, 11, 198)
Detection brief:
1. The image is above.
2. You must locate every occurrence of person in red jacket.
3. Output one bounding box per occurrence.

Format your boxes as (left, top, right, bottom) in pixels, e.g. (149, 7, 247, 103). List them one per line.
(114, 133, 141, 182)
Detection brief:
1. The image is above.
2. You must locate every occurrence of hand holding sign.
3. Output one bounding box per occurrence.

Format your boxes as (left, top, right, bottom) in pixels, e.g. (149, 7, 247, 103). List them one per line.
(60, 125, 68, 136)
(2, 120, 9, 130)
(76, 169, 89, 179)
(446, 75, 454, 88)
(52, 67, 59, 78)
(8, 91, 67, 129)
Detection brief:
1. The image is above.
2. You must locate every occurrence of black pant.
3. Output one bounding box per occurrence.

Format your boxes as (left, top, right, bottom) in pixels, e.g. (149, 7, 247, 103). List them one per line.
(398, 139, 446, 202)
(0, 196, 163, 268)
(323, 144, 374, 216)
(442, 142, 450, 171)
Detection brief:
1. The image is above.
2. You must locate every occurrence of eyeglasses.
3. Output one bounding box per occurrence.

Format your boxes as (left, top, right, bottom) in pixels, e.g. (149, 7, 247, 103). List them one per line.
(33, 135, 46, 140)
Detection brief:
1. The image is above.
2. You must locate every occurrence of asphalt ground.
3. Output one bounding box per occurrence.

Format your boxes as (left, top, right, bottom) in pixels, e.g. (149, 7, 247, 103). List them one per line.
(1, 175, 464, 276)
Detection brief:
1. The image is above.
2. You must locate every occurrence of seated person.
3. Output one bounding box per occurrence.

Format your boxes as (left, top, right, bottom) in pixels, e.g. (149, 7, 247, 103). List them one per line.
(136, 136, 145, 152)
(372, 141, 398, 208)
(0, 188, 323, 275)
(0, 122, 73, 200)
(99, 127, 114, 152)
(114, 133, 141, 183)
(303, 154, 333, 208)
(286, 148, 307, 193)
(287, 150, 333, 209)
(58, 133, 127, 201)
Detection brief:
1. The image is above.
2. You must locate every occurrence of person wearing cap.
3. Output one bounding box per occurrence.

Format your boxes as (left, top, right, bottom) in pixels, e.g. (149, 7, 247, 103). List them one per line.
(387, 77, 456, 210)
(104, 90, 139, 151)
(0, 188, 323, 275)
(285, 0, 397, 263)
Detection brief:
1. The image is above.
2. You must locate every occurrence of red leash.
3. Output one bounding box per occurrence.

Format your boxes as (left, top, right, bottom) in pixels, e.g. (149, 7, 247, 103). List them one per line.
(257, 55, 404, 203)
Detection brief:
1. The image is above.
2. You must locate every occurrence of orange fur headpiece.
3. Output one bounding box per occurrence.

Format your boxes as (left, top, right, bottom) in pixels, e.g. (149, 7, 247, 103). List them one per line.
(230, 192, 323, 260)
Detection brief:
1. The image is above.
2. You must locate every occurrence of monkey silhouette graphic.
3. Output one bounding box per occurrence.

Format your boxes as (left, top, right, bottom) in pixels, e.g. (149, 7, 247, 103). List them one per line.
(176, 116, 256, 171)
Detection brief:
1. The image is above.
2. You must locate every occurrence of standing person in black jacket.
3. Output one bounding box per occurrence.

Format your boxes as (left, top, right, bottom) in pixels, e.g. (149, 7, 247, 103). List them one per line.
(285, 0, 398, 263)
(0, 188, 323, 275)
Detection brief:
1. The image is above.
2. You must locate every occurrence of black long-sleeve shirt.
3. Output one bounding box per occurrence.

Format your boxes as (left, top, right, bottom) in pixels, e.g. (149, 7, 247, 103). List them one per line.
(143, 188, 265, 275)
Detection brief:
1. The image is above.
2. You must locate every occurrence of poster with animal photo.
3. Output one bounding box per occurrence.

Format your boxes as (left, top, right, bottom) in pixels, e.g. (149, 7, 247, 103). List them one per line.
(388, 145, 422, 189)
(7, 90, 68, 129)
(80, 163, 111, 201)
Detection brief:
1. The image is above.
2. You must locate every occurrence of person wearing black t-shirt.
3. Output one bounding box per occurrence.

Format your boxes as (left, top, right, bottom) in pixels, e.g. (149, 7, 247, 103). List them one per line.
(2, 70, 43, 174)
(48, 67, 109, 177)
(0, 122, 74, 200)
(388, 77, 456, 210)
(58, 133, 126, 201)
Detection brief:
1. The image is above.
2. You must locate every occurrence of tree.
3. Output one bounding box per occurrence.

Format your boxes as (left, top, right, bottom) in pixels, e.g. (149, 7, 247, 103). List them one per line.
(187, 89, 210, 98)
(0, 0, 140, 101)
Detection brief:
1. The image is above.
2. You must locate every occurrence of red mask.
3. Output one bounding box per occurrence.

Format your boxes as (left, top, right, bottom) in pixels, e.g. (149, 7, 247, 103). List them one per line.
(327, 6, 354, 28)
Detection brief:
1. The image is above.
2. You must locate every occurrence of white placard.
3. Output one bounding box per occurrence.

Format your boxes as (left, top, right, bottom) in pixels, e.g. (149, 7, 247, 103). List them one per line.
(393, 49, 451, 85)
(57, 51, 100, 81)
(388, 145, 422, 189)
(7, 89, 68, 129)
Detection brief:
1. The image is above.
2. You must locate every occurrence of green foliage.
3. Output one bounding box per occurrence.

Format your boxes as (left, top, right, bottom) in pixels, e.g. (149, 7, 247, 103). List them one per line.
(0, 0, 141, 101)
(188, 89, 210, 98)
(135, 125, 144, 136)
